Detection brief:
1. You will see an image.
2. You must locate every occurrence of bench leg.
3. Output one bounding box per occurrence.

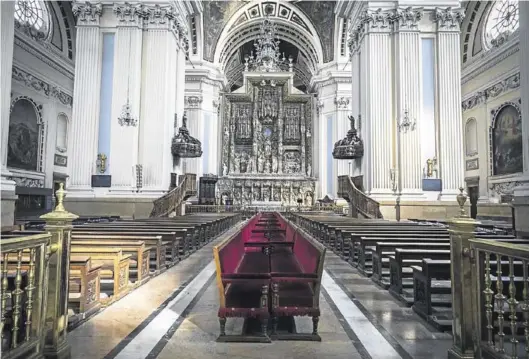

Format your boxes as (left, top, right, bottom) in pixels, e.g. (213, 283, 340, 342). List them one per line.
(219, 317, 226, 336)
(272, 316, 278, 335)
(261, 318, 268, 336)
(312, 316, 319, 335)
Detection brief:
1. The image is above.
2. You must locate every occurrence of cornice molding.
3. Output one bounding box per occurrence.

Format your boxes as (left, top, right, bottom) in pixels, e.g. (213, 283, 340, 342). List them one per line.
(462, 36, 519, 84)
(11, 66, 73, 107)
(13, 36, 75, 80)
(462, 72, 520, 112)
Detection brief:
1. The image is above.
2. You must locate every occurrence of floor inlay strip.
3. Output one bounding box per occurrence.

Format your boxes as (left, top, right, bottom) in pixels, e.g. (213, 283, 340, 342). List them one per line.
(322, 270, 403, 359)
(112, 261, 216, 359)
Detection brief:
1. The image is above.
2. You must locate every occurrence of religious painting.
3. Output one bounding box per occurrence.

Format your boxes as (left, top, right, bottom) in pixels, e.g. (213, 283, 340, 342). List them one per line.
(490, 101, 523, 176)
(7, 98, 42, 171)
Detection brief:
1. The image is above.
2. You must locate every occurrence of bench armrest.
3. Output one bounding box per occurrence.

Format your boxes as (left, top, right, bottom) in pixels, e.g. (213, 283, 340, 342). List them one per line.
(222, 273, 271, 280)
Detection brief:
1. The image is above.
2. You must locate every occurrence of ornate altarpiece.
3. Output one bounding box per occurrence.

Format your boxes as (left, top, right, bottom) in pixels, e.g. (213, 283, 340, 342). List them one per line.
(218, 73, 315, 206)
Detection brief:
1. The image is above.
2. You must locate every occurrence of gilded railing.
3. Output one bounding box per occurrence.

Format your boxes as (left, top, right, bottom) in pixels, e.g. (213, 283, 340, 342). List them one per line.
(1, 233, 52, 359)
(337, 175, 382, 219)
(470, 239, 529, 358)
(185, 204, 345, 215)
(150, 173, 197, 217)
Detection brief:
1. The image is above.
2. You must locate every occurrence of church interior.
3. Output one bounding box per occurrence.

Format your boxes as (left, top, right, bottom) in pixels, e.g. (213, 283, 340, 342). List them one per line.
(1, 0, 528, 358)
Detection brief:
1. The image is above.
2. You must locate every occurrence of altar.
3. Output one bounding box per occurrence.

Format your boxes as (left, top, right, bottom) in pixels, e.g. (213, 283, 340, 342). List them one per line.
(217, 15, 315, 207)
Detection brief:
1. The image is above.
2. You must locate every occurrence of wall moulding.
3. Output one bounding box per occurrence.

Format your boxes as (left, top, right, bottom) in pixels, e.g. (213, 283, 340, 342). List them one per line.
(11, 66, 73, 107)
(462, 72, 520, 112)
(184, 95, 203, 109)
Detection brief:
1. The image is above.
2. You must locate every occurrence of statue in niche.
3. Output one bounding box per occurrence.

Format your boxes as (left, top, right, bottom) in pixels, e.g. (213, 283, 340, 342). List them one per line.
(253, 189, 260, 201)
(222, 163, 228, 176)
(272, 156, 278, 173)
(305, 192, 313, 206)
(306, 164, 312, 177)
(262, 187, 270, 201)
(273, 191, 280, 201)
(282, 190, 289, 204)
(233, 153, 240, 173)
(224, 125, 229, 139)
(240, 154, 248, 173)
(243, 187, 251, 203)
(257, 150, 265, 173)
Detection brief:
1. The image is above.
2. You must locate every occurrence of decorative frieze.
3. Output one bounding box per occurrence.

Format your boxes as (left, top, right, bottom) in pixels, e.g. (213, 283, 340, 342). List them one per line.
(11, 66, 73, 107)
(462, 72, 520, 111)
(434, 7, 465, 30)
(72, 2, 103, 25)
(334, 97, 350, 110)
(491, 181, 523, 195)
(316, 100, 324, 116)
(184, 95, 203, 109)
(6, 176, 44, 188)
(113, 2, 144, 26)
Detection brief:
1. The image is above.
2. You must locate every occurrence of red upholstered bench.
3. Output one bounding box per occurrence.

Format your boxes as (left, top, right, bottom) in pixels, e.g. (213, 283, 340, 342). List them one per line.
(213, 213, 325, 342)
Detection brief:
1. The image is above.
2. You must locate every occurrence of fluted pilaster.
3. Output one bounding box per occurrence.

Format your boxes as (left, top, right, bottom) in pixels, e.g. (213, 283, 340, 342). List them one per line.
(365, 30, 393, 195)
(436, 8, 465, 199)
(1, 1, 16, 187)
(520, 1, 529, 176)
(335, 97, 351, 178)
(140, 27, 177, 192)
(395, 30, 422, 196)
(69, 3, 103, 192)
(184, 95, 203, 178)
(110, 26, 143, 190)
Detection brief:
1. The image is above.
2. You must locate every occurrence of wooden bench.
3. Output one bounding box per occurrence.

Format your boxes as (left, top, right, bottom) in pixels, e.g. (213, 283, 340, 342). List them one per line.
(213, 213, 325, 342)
(71, 233, 169, 272)
(69, 247, 131, 303)
(69, 256, 102, 320)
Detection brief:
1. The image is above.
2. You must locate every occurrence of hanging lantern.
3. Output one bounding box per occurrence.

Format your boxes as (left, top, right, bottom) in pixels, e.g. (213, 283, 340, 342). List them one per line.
(171, 112, 203, 158)
(332, 115, 364, 159)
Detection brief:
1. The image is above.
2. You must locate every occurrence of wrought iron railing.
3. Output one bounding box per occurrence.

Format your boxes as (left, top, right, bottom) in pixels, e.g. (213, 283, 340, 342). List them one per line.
(469, 238, 529, 358)
(337, 175, 382, 219)
(1, 233, 52, 359)
(150, 173, 197, 217)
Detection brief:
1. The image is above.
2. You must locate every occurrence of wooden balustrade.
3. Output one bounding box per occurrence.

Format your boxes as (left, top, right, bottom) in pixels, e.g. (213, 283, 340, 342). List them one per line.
(337, 175, 382, 219)
(150, 174, 197, 217)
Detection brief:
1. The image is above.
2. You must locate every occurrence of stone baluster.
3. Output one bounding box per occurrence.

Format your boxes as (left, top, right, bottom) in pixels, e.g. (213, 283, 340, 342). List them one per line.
(40, 184, 79, 359)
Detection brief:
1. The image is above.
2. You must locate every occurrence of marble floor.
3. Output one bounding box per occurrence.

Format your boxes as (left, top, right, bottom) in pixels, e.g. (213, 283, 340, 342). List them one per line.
(68, 241, 453, 359)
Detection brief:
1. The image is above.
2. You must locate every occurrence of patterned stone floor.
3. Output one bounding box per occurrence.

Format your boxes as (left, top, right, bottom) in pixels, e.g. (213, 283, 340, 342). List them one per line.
(67, 240, 453, 359)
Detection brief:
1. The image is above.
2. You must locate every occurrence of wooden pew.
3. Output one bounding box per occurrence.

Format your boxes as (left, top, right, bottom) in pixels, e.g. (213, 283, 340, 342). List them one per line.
(71, 233, 170, 272)
(69, 247, 131, 303)
(69, 256, 102, 321)
(71, 240, 150, 284)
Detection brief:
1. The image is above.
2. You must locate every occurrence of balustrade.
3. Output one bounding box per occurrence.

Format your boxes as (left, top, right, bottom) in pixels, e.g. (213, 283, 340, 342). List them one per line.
(337, 175, 382, 219)
(150, 173, 197, 217)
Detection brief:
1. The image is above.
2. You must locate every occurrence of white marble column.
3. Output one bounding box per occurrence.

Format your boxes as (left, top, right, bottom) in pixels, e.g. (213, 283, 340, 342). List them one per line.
(350, 50, 362, 178)
(394, 9, 423, 198)
(436, 7, 465, 200)
(68, 3, 103, 194)
(110, 4, 143, 192)
(1, 0, 16, 192)
(360, 12, 393, 197)
(139, 5, 177, 193)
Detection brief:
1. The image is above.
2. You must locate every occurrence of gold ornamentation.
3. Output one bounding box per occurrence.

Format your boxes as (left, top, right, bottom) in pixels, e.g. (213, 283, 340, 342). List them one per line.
(86, 279, 97, 305)
(456, 187, 468, 217)
(119, 267, 127, 289)
(96, 153, 107, 174)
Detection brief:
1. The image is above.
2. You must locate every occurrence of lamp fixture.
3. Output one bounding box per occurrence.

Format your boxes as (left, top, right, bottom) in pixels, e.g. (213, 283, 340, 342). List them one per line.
(118, 32, 137, 127)
(397, 108, 416, 133)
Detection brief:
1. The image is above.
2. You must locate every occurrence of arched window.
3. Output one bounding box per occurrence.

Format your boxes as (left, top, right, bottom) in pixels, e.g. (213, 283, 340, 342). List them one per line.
(465, 118, 478, 157)
(490, 101, 523, 176)
(8, 97, 45, 172)
(484, 0, 519, 49)
(56, 113, 68, 153)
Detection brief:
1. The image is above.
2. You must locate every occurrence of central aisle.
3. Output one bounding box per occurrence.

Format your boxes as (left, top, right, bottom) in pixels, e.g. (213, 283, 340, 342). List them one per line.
(67, 235, 453, 359)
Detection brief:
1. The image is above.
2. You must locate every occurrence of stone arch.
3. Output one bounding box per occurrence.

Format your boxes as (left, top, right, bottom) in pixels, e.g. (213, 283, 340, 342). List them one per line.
(8, 96, 46, 172)
(213, 0, 324, 74)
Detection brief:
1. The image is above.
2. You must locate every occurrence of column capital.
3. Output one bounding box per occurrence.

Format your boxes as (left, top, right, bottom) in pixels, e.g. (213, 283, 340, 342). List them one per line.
(361, 8, 393, 33)
(113, 2, 144, 27)
(334, 97, 350, 111)
(72, 2, 103, 26)
(434, 7, 465, 32)
(142, 4, 176, 30)
(392, 7, 423, 32)
(185, 95, 203, 109)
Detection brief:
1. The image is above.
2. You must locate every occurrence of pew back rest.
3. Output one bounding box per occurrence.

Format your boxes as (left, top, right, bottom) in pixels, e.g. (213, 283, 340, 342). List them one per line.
(292, 231, 325, 275)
